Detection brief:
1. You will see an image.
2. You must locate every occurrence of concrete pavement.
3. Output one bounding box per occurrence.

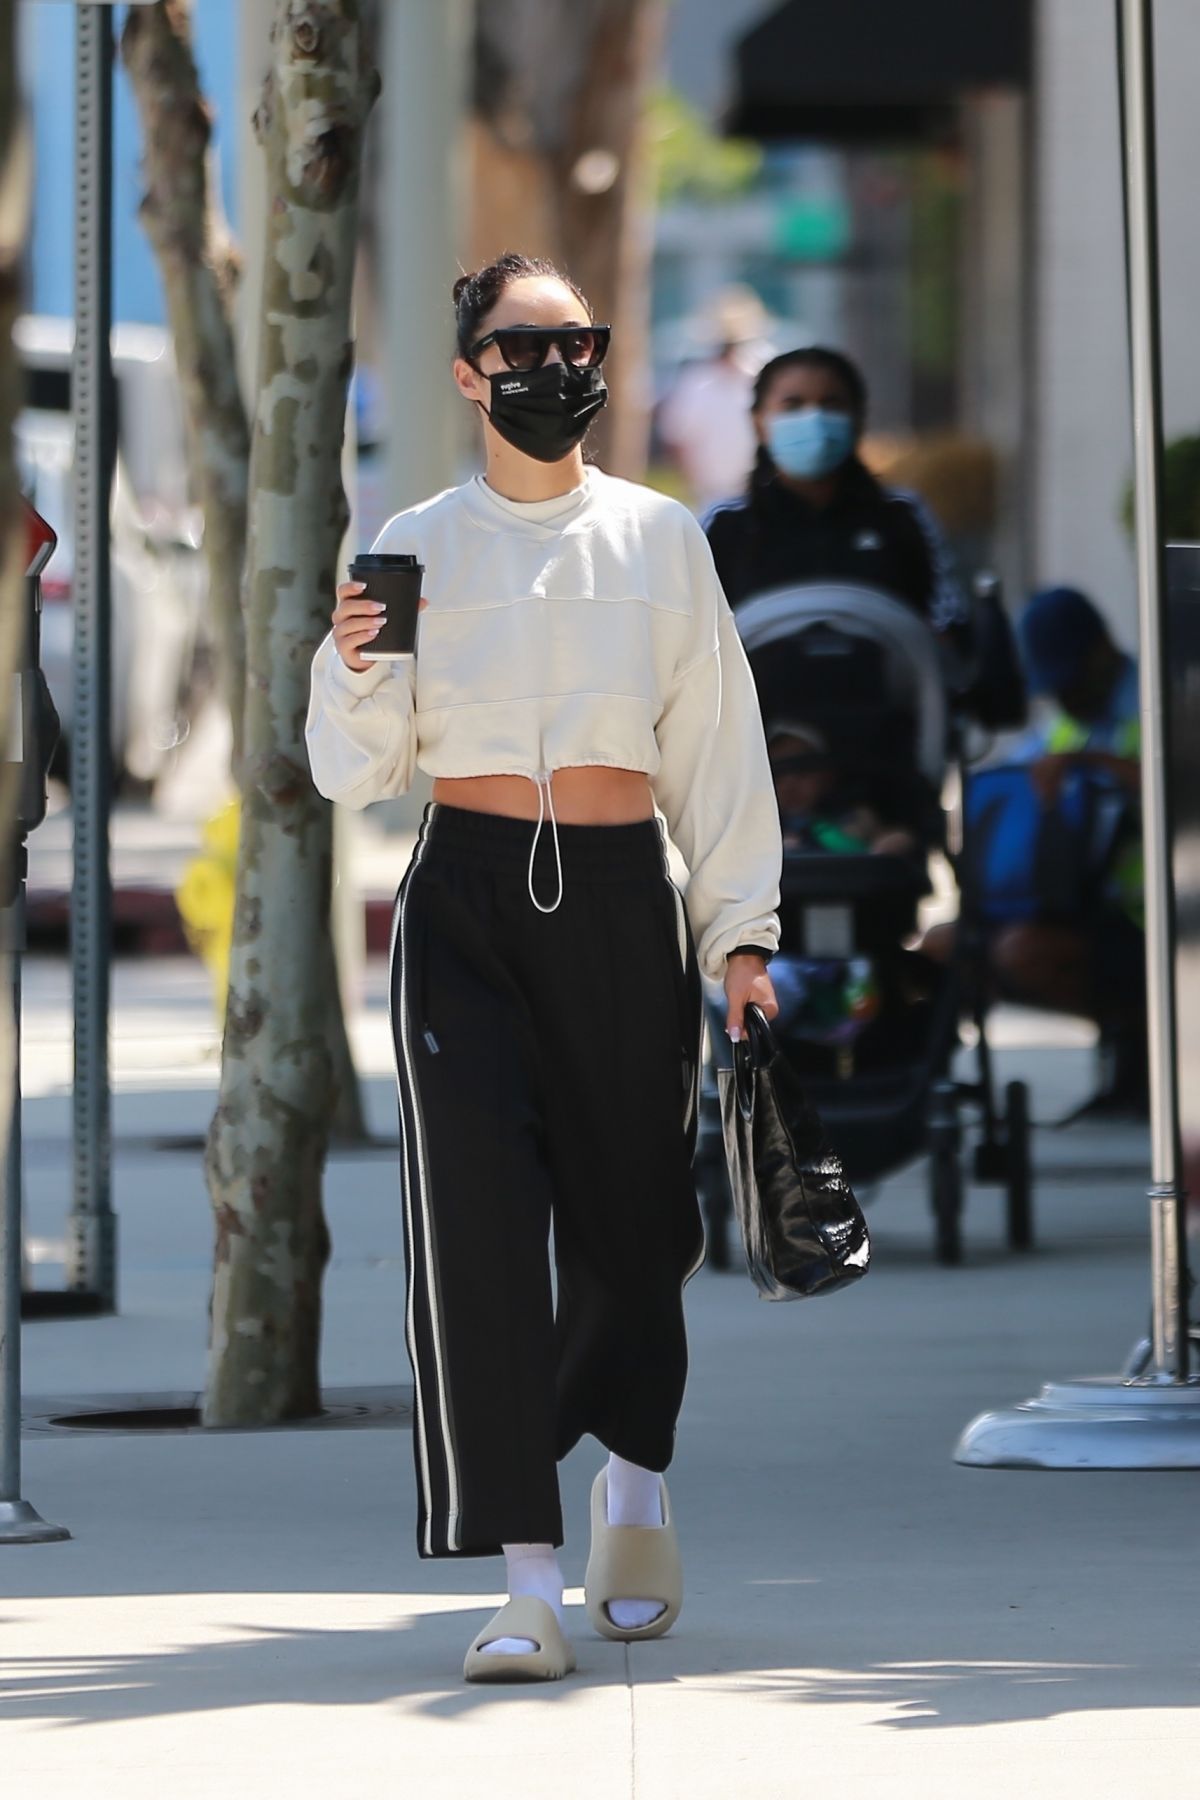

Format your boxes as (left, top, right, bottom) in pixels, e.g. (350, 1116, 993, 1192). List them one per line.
(3, 960, 1195, 1798)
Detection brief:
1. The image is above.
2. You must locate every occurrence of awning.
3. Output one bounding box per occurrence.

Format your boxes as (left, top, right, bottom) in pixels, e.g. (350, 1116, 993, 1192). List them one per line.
(726, 0, 1032, 143)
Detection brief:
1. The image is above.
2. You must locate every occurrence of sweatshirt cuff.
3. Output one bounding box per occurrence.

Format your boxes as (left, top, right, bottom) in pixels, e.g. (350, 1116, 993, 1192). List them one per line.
(699, 916, 781, 982)
(327, 649, 401, 698)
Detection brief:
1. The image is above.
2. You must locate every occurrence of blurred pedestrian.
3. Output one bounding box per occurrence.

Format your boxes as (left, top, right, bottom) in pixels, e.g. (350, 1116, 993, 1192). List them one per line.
(703, 345, 967, 636)
(306, 252, 781, 1683)
(657, 285, 775, 510)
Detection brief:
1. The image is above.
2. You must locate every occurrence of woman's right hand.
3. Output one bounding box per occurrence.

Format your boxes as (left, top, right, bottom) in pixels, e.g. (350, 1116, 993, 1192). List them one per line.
(332, 581, 386, 674)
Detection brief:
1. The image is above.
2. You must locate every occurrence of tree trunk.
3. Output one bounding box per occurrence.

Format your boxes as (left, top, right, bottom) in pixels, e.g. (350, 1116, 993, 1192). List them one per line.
(546, 1, 665, 480)
(203, 0, 378, 1427)
(470, 0, 666, 479)
(124, 1, 367, 1134)
(120, 1, 251, 777)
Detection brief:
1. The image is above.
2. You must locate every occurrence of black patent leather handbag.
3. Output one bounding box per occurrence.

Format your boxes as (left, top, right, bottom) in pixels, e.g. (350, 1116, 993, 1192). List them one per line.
(718, 1004, 871, 1300)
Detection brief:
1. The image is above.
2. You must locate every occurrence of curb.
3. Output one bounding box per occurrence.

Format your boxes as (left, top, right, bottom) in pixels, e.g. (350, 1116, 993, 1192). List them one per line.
(26, 888, 396, 957)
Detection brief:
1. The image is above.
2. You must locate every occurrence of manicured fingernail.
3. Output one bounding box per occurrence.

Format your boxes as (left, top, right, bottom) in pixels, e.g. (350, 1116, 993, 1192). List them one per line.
(371, 601, 386, 611)
(365, 626, 380, 637)
(728, 1026, 742, 1042)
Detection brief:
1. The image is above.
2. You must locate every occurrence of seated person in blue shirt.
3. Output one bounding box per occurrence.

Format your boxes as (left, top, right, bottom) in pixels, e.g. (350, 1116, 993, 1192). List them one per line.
(1016, 586, 1141, 807)
(923, 585, 1144, 1113)
(991, 587, 1145, 1111)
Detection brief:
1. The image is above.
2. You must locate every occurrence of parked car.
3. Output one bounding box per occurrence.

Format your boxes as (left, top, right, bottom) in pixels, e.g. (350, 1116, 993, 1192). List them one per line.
(13, 314, 209, 790)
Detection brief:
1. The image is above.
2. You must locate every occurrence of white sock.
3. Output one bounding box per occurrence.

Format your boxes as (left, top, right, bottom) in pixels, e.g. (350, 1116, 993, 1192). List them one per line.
(605, 1453, 666, 1631)
(479, 1543, 566, 1657)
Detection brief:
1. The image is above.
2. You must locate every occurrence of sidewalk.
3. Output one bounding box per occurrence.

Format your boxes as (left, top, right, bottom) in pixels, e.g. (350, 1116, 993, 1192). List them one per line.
(5, 964, 1196, 1798)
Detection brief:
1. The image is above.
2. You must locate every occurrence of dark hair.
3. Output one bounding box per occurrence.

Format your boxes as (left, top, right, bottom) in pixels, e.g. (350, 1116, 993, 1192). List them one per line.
(749, 345, 868, 492)
(452, 252, 592, 362)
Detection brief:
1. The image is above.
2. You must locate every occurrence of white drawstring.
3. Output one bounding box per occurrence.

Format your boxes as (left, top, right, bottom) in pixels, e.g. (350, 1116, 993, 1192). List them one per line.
(527, 769, 564, 914)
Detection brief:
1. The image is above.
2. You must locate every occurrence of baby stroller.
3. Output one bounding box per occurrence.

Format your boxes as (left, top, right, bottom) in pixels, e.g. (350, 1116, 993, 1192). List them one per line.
(693, 580, 1032, 1267)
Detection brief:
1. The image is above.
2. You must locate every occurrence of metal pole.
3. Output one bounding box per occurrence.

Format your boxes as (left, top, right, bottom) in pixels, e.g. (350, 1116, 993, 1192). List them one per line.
(0, 860, 69, 1542)
(1118, 0, 1188, 1381)
(65, 5, 116, 1308)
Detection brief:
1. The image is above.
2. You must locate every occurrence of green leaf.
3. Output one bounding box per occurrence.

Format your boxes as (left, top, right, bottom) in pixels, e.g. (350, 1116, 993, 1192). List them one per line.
(1119, 433, 1200, 539)
(646, 86, 762, 205)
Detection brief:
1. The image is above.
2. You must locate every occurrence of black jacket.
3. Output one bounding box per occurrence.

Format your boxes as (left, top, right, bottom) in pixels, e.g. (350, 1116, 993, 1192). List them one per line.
(703, 459, 965, 629)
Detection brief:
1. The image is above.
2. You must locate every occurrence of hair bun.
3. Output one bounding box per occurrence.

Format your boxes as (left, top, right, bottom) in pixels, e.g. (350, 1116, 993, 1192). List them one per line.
(451, 253, 590, 360)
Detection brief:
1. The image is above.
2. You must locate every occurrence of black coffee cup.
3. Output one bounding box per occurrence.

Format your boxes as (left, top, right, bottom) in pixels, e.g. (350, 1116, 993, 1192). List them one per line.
(348, 552, 424, 660)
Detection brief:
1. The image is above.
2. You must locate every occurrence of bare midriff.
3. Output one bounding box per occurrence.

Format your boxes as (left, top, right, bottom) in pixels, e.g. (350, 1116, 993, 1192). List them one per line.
(431, 766, 655, 825)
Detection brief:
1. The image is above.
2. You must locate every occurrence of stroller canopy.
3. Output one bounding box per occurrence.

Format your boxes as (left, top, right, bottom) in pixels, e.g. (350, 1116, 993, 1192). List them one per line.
(733, 581, 951, 788)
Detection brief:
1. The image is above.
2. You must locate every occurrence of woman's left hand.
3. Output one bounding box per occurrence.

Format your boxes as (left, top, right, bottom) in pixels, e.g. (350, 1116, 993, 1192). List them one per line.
(724, 953, 778, 1042)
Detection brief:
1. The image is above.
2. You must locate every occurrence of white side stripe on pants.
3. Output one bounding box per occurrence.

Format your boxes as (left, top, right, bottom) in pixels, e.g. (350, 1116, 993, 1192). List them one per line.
(389, 807, 461, 1554)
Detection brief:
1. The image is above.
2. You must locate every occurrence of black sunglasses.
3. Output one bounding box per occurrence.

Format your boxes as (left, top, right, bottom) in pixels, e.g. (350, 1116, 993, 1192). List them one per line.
(468, 324, 611, 373)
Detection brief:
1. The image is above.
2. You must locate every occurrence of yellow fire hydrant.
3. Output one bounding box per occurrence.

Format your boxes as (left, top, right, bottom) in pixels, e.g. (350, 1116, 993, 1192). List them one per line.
(175, 798, 239, 1021)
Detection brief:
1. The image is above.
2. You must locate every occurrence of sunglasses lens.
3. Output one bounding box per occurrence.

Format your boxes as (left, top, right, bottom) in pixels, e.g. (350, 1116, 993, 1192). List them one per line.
(488, 326, 609, 371)
(494, 330, 545, 372)
(562, 329, 600, 367)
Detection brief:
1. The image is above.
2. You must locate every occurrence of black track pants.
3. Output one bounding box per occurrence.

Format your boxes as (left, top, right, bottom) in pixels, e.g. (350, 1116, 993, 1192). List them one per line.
(389, 801, 705, 1559)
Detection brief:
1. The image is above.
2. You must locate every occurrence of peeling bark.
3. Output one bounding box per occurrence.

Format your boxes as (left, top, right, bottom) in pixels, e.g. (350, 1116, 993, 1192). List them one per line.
(471, 0, 666, 478)
(121, 1, 251, 776)
(124, 1, 368, 1158)
(203, 0, 378, 1427)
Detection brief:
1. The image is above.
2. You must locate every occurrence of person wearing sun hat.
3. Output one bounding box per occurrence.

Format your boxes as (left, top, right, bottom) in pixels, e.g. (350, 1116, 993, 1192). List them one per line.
(658, 285, 778, 510)
(1019, 586, 1140, 758)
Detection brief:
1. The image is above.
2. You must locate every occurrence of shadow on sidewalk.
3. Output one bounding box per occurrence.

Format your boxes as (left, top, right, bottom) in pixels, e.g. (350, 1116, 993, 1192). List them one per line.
(1, 1586, 1195, 1730)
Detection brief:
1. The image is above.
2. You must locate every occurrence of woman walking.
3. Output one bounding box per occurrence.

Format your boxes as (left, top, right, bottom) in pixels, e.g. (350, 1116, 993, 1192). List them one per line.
(306, 253, 781, 1683)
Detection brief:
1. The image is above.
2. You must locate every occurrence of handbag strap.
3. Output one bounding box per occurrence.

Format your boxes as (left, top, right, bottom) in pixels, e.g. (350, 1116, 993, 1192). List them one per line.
(743, 1002, 777, 1061)
(731, 1003, 776, 1121)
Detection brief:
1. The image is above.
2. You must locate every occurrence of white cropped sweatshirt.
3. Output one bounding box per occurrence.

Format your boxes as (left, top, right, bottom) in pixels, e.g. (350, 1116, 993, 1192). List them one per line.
(305, 467, 782, 980)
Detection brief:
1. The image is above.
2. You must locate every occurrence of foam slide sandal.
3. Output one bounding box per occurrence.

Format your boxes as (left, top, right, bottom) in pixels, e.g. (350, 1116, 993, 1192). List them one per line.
(463, 1596, 577, 1683)
(584, 1468, 683, 1642)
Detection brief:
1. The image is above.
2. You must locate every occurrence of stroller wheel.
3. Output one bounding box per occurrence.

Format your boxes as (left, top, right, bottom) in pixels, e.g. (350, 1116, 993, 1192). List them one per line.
(930, 1147, 964, 1266)
(927, 1079, 964, 1266)
(1004, 1080, 1034, 1251)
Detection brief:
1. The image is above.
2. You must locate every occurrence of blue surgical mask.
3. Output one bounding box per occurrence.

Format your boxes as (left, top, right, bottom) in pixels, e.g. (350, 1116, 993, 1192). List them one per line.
(766, 408, 856, 480)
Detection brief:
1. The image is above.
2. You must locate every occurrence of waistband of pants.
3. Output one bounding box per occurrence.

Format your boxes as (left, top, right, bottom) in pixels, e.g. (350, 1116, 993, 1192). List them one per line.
(418, 800, 670, 888)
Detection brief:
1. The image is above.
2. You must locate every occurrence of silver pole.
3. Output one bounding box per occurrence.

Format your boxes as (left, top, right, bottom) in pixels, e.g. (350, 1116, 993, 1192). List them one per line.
(1119, 0, 1188, 1380)
(0, 868, 69, 1543)
(65, 5, 116, 1308)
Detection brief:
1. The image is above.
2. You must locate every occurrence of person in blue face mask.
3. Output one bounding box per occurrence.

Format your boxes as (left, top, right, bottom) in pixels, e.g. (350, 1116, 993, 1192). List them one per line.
(703, 345, 966, 635)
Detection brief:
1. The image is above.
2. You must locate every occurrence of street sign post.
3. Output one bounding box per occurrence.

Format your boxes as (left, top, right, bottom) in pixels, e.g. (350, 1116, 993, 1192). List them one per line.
(64, 3, 116, 1309)
(0, 502, 69, 1545)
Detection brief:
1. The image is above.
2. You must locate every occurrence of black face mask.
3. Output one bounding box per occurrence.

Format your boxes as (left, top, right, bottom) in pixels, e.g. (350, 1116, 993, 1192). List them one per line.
(480, 361, 608, 463)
